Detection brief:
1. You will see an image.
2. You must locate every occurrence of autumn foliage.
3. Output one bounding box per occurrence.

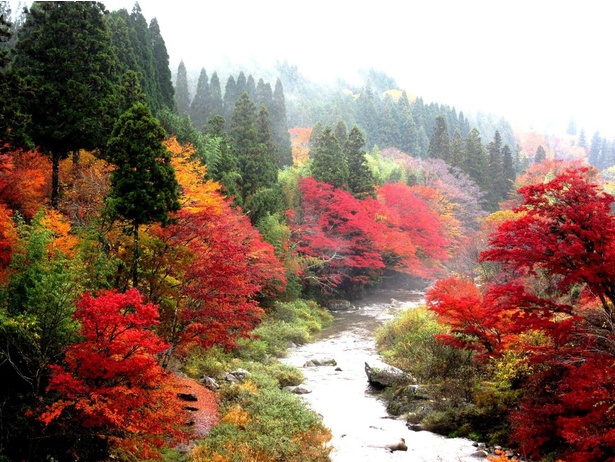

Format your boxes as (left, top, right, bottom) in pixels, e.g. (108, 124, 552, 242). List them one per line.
(290, 177, 448, 294)
(427, 167, 615, 461)
(40, 289, 188, 460)
(147, 139, 286, 352)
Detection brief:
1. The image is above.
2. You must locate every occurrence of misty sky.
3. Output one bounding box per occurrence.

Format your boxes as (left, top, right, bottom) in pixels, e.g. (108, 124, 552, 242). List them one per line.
(13, 0, 615, 137)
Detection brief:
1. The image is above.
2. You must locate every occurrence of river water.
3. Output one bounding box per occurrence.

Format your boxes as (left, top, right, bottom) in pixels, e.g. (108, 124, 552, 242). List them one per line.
(282, 280, 479, 462)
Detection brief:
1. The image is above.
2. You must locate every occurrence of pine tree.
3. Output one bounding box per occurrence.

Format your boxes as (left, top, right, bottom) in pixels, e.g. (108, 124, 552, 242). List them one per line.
(0, 7, 29, 149)
(311, 126, 348, 189)
(128, 4, 161, 113)
(209, 71, 223, 118)
(335, 120, 348, 146)
(534, 145, 547, 163)
(310, 121, 324, 154)
(230, 93, 276, 199)
(379, 96, 400, 148)
(105, 102, 180, 288)
(428, 116, 451, 162)
(270, 78, 292, 167)
(579, 128, 587, 149)
(501, 144, 515, 199)
(355, 85, 379, 147)
(236, 71, 247, 96)
(485, 131, 503, 210)
(223, 75, 238, 121)
(149, 18, 174, 111)
(450, 129, 464, 169)
(14, 1, 117, 207)
(118, 70, 146, 112)
(589, 131, 603, 167)
(204, 114, 241, 199)
(463, 128, 487, 189)
(345, 126, 375, 199)
(190, 68, 210, 130)
(247, 74, 256, 98)
(397, 91, 419, 155)
(255, 78, 273, 107)
(174, 60, 190, 116)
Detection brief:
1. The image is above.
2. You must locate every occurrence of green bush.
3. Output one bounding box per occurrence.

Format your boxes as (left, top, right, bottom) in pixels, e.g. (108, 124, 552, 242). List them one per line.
(237, 299, 333, 361)
(375, 305, 473, 382)
(192, 374, 330, 462)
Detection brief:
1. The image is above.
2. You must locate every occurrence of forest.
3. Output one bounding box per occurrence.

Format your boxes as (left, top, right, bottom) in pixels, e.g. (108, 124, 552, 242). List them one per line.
(0, 2, 614, 462)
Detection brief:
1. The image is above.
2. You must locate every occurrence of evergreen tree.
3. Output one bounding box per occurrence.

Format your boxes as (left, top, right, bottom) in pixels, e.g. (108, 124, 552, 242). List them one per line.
(190, 68, 210, 130)
(416, 125, 430, 158)
(223, 75, 238, 121)
(335, 120, 348, 146)
(255, 78, 273, 107)
(128, 4, 161, 113)
(566, 118, 577, 136)
(458, 111, 471, 137)
(118, 70, 146, 112)
(379, 96, 400, 148)
(501, 144, 516, 199)
(14, 1, 118, 207)
(270, 78, 292, 167)
(450, 129, 464, 169)
(209, 71, 223, 118)
(579, 128, 587, 149)
(246, 74, 256, 98)
(0, 7, 29, 149)
(310, 121, 324, 154)
(230, 93, 277, 204)
(105, 102, 180, 288)
(204, 114, 241, 198)
(148, 18, 174, 111)
(485, 131, 503, 210)
(345, 126, 375, 199)
(589, 131, 603, 167)
(355, 85, 379, 147)
(428, 115, 451, 162)
(463, 128, 487, 189)
(236, 71, 247, 96)
(174, 60, 190, 115)
(397, 91, 419, 155)
(311, 126, 348, 189)
(534, 145, 547, 163)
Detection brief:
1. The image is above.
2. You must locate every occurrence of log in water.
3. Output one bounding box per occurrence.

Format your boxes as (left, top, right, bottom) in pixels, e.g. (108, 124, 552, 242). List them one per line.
(283, 282, 479, 462)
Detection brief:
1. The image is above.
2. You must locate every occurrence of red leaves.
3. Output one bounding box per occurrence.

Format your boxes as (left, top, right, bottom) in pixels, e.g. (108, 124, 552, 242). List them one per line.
(426, 277, 502, 354)
(291, 178, 449, 293)
(41, 289, 189, 460)
(151, 140, 287, 351)
(430, 167, 615, 461)
(482, 167, 615, 306)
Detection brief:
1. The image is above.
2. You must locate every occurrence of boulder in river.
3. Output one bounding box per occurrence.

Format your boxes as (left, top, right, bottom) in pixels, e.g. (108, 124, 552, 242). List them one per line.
(304, 357, 337, 367)
(327, 299, 353, 311)
(364, 362, 413, 388)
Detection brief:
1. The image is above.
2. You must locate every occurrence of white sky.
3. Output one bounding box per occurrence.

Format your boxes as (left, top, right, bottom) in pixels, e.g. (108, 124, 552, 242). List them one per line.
(13, 0, 615, 137)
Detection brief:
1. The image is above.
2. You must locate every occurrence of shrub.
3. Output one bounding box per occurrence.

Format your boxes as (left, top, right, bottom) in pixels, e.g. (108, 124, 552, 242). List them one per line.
(375, 305, 473, 382)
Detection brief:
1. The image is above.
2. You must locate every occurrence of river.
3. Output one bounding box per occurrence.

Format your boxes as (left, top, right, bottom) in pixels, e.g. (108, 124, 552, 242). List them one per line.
(282, 280, 480, 462)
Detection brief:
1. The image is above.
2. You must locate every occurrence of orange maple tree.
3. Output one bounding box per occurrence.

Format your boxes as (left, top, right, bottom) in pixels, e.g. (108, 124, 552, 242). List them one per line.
(146, 139, 286, 352)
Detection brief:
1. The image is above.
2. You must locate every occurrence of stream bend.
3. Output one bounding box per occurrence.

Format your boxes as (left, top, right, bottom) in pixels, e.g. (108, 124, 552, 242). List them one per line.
(282, 284, 479, 462)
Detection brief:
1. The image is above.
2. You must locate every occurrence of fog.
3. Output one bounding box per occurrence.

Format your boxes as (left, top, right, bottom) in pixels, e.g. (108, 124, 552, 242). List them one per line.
(12, 0, 615, 137)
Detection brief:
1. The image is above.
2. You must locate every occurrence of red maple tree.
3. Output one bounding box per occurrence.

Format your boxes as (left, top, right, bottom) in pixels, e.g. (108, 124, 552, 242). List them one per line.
(40, 289, 188, 460)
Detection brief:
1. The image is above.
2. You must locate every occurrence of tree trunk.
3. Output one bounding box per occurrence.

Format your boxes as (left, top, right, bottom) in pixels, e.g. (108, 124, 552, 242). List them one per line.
(132, 222, 139, 289)
(51, 151, 61, 209)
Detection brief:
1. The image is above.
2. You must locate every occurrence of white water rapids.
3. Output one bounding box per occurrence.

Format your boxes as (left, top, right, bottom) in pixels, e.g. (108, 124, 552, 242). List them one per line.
(282, 282, 480, 461)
